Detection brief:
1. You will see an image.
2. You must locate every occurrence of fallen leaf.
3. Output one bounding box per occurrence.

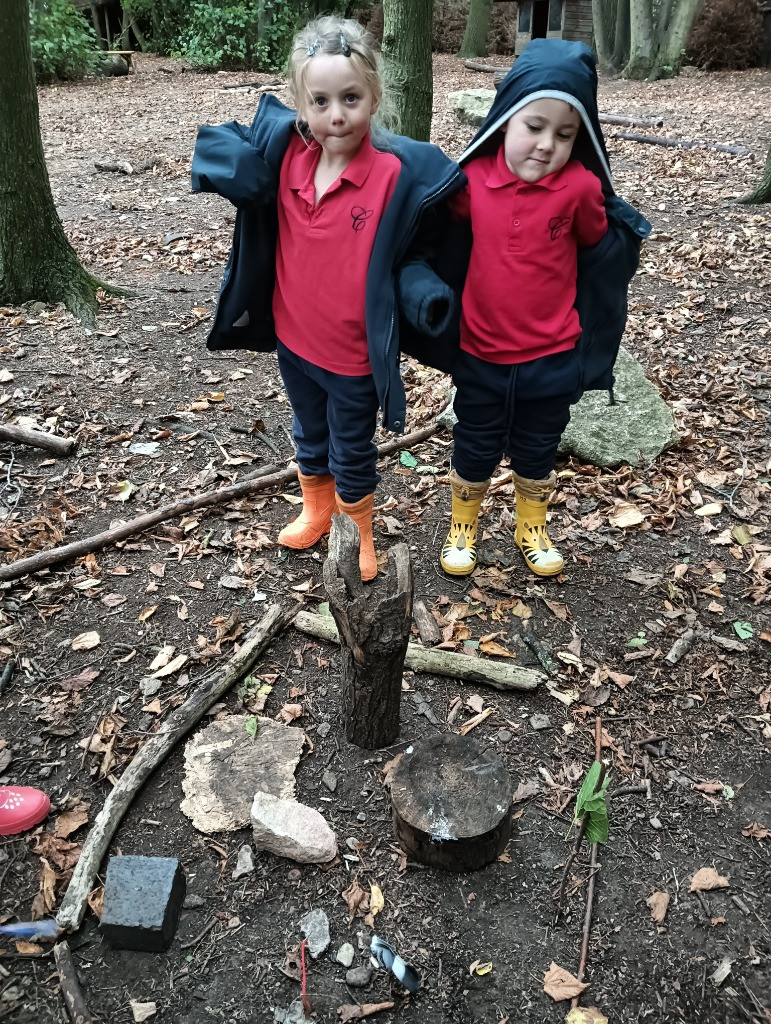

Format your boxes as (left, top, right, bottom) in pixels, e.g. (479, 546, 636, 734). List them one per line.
(342, 879, 368, 921)
(543, 962, 589, 1002)
(369, 883, 384, 917)
(71, 631, 100, 651)
(565, 1008, 609, 1024)
(693, 781, 724, 795)
(608, 502, 645, 528)
(130, 1001, 157, 1022)
(15, 941, 43, 955)
(54, 804, 90, 839)
(646, 891, 670, 924)
(138, 605, 158, 622)
(512, 780, 540, 804)
(741, 822, 770, 841)
(711, 916, 727, 926)
(689, 867, 729, 892)
(150, 653, 188, 679)
(479, 639, 516, 658)
(693, 502, 723, 516)
(338, 1002, 395, 1022)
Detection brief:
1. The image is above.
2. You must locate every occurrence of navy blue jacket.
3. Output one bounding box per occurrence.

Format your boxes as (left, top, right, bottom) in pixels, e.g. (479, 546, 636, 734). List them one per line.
(192, 94, 466, 432)
(459, 39, 652, 392)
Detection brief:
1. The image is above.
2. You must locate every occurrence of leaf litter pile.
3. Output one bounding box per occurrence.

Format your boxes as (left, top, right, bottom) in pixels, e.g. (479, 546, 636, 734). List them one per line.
(0, 54, 769, 1024)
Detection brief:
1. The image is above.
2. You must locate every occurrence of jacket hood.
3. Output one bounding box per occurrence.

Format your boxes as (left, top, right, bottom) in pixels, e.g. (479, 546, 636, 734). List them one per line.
(460, 39, 614, 194)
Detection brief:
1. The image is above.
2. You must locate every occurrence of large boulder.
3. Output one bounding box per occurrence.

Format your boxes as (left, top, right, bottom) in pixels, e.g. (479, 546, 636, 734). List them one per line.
(448, 88, 495, 127)
(560, 346, 679, 467)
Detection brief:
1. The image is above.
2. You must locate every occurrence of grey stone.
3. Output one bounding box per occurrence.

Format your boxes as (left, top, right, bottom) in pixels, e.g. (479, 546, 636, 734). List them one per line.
(498, 730, 513, 743)
(346, 965, 373, 988)
(273, 1000, 313, 1024)
(232, 843, 255, 879)
(448, 88, 495, 127)
(560, 346, 679, 468)
(183, 893, 206, 910)
(530, 714, 551, 731)
(251, 793, 337, 864)
(316, 722, 331, 738)
(299, 909, 330, 959)
(322, 771, 337, 793)
(336, 942, 355, 968)
(100, 855, 186, 952)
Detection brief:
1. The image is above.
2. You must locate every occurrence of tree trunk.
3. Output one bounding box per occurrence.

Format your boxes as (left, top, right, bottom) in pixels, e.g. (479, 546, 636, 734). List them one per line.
(0, 0, 111, 325)
(648, 0, 704, 78)
(593, 0, 616, 72)
(382, 0, 433, 141)
(740, 144, 771, 204)
(624, 0, 655, 79)
(612, 0, 631, 68)
(458, 0, 493, 58)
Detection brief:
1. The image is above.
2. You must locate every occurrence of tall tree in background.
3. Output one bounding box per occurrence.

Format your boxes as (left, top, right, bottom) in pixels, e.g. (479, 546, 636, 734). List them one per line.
(458, 0, 493, 58)
(592, 0, 705, 79)
(0, 0, 109, 323)
(382, 0, 433, 141)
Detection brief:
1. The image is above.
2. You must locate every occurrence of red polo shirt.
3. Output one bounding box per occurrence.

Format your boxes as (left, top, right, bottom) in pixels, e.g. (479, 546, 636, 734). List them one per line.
(272, 133, 401, 375)
(455, 147, 607, 364)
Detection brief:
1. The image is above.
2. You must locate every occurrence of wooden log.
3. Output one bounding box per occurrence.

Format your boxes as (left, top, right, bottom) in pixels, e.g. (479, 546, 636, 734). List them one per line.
(464, 58, 510, 73)
(54, 940, 94, 1024)
(412, 598, 442, 646)
(389, 733, 512, 871)
(0, 423, 440, 584)
(600, 113, 664, 128)
(323, 515, 412, 749)
(611, 131, 752, 156)
(56, 604, 295, 932)
(0, 423, 76, 457)
(295, 610, 543, 692)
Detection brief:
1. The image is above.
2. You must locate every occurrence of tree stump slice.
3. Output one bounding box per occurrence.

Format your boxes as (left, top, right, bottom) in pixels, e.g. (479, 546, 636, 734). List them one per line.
(389, 733, 513, 872)
(323, 515, 413, 749)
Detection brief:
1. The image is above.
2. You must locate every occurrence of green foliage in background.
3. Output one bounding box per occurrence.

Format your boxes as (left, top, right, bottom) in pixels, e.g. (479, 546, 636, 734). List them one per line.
(29, 0, 99, 83)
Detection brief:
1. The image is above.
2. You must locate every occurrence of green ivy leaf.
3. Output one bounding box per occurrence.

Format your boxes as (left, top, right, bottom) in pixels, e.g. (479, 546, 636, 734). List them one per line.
(244, 716, 259, 741)
(733, 621, 753, 640)
(399, 451, 418, 468)
(575, 761, 610, 844)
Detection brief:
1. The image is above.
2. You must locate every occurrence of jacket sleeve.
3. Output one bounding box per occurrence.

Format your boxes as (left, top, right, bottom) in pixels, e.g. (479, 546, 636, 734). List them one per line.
(191, 121, 276, 208)
(396, 259, 454, 338)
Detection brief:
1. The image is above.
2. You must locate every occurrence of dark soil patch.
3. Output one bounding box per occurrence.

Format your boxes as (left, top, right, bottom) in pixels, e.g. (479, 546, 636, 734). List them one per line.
(1, 55, 770, 1024)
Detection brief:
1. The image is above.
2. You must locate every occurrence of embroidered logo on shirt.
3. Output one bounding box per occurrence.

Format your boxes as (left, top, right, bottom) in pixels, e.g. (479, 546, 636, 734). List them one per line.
(351, 206, 373, 233)
(548, 216, 571, 241)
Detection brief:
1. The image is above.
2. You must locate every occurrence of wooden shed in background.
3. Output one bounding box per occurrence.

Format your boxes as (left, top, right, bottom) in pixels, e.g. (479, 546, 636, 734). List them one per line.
(514, 0, 593, 55)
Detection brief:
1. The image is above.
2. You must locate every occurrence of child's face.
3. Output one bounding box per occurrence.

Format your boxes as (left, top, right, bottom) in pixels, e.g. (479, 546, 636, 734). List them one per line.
(501, 98, 581, 183)
(300, 53, 377, 163)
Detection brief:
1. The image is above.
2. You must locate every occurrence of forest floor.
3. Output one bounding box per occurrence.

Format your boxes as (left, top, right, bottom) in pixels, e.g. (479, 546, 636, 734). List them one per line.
(0, 52, 770, 1024)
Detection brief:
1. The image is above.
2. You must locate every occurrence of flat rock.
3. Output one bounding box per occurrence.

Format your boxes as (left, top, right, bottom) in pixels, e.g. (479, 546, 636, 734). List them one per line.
(251, 793, 338, 865)
(346, 965, 373, 987)
(299, 909, 331, 959)
(232, 844, 255, 879)
(180, 715, 304, 833)
(448, 88, 495, 126)
(560, 346, 679, 467)
(336, 942, 355, 968)
(530, 714, 551, 731)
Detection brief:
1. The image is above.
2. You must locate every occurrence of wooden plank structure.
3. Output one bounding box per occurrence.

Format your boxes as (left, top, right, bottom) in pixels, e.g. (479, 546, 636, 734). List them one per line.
(514, 0, 593, 55)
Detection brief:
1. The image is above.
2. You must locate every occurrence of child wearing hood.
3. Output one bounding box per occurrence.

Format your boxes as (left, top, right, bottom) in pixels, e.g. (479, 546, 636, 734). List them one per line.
(440, 40, 650, 579)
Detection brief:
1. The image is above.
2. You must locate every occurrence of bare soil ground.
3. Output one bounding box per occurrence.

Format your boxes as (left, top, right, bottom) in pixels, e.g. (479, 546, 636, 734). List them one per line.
(1, 53, 770, 1024)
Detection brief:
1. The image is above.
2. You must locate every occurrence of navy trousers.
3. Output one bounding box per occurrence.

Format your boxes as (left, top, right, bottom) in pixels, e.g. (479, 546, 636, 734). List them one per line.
(276, 341, 380, 503)
(451, 348, 581, 482)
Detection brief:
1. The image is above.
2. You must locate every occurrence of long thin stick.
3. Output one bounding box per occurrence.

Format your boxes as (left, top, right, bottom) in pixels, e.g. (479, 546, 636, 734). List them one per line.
(556, 718, 604, 918)
(295, 610, 543, 692)
(0, 423, 440, 583)
(571, 718, 604, 1010)
(54, 940, 94, 1024)
(57, 604, 296, 932)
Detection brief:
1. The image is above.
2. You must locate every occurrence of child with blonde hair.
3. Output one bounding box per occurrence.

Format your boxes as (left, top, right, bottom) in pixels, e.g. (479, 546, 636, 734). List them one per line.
(193, 16, 464, 581)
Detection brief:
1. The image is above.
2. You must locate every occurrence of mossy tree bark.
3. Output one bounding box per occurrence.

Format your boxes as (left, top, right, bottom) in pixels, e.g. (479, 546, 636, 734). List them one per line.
(593, 0, 705, 79)
(0, 0, 112, 325)
(382, 0, 433, 141)
(740, 144, 771, 204)
(458, 0, 493, 59)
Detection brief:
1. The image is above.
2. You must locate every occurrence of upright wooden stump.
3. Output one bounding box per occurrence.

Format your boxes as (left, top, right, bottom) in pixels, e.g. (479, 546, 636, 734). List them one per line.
(389, 733, 513, 871)
(323, 515, 413, 749)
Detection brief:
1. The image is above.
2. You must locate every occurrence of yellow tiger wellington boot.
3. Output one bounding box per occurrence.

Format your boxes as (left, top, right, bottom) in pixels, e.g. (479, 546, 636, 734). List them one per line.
(277, 472, 336, 549)
(440, 470, 490, 576)
(513, 471, 564, 577)
(335, 493, 378, 582)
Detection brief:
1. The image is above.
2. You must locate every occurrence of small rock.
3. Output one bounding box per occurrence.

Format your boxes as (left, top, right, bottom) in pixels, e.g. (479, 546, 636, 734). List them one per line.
(232, 843, 255, 879)
(141, 679, 163, 698)
(273, 1000, 314, 1023)
(251, 793, 338, 865)
(287, 868, 301, 882)
(356, 811, 366, 823)
(649, 815, 663, 830)
(345, 965, 373, 988)
(497, 729, 513, 743)
(299, 909, 331, 959)
(322, 771, 337, 793)
(336, 942, 355, 968)
(346, 837, 359, 851)
(316, 722, 331, 738)
(530, 714, 551, 731)
(183, 894, 206, 909)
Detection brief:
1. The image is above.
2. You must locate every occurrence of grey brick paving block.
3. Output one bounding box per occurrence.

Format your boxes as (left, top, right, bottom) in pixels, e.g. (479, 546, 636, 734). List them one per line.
(100, 855, 186, 952)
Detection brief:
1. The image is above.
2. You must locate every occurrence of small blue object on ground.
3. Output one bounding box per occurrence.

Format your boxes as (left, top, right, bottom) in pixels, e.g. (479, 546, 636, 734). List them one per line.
(100, 855, 186, 952)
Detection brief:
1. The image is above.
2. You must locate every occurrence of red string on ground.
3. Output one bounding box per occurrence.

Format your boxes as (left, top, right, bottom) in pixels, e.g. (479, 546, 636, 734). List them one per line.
(300, 938, 311, 1015)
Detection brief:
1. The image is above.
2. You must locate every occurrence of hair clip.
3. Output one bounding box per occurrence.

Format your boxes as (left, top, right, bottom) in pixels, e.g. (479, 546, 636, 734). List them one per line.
(306, 39, 320, 57)
(339, 32, 351, 57)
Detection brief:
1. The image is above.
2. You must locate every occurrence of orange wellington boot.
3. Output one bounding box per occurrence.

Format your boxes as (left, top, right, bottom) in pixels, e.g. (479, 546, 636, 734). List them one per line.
(335, 493, 377, 581)
(277, 472, 336, 549)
